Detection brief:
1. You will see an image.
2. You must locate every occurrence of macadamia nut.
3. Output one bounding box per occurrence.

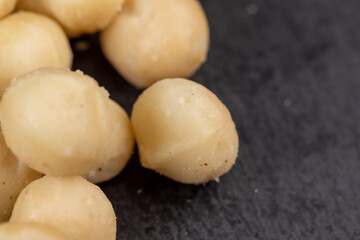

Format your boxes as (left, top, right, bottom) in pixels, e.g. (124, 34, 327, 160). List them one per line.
(83, 100, 134, 184)
(17, 0, 126, 38)
(131, 78, 239, 184)
(0, 133, 41, 222)
(100, 0, 209, 88)
(0, 0, 17, 19)
(10, 176, 116, 240)
(0, 68, 115, 176)
(0, 12, 72, 96)
(0, 222, 66, 240)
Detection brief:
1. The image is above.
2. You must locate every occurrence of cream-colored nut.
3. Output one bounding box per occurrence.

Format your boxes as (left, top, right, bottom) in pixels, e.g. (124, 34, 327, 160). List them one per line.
(100, 0, 209, 89)
(0, 0, 17, 19)
(0, 222, 66, 240)
(131, 78, 238, 184)
(17, 0, 125, 38)
(0, 133, 41, 222)
(10, 176, 116, 240)
(0, 12, 72, 97)
(0, 68, 114, 176)
(83, 100, 134, 184)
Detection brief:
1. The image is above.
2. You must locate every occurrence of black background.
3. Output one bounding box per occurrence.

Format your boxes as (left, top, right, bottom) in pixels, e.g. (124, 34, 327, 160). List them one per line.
(71, 0, 360, 239)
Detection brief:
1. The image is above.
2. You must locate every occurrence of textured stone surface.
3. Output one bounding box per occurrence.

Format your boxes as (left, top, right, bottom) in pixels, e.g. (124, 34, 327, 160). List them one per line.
(71, 0, 360, 239)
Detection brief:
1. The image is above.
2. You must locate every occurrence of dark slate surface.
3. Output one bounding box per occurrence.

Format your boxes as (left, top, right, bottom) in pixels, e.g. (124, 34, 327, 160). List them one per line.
(71, 0, 360, 239)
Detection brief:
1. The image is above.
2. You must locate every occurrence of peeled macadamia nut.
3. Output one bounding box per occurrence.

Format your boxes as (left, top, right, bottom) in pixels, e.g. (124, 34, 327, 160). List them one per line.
(131, 78, 238, 184)
(0, 12, 72, 96)
(0, 0, 17, 19)
(83, 100, 134, 184)
(10, 176, 116, 240)
(0, 68, 115, 176)
(100, 0, 209, 89)
(17, 0, 125, 38)
(0, 134, 41, 222)
(0, 223, 66, 240)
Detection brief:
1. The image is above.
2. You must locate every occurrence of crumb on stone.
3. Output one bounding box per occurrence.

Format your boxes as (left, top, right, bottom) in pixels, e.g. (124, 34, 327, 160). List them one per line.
(246, 4, 259, 15)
